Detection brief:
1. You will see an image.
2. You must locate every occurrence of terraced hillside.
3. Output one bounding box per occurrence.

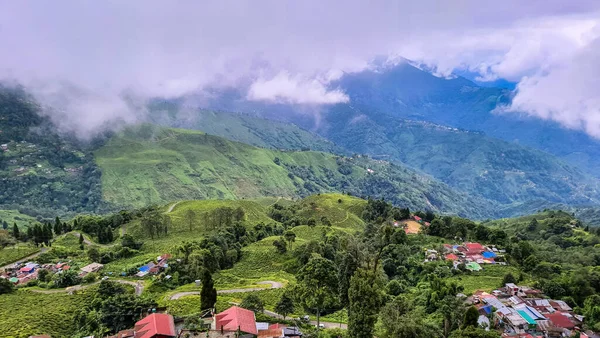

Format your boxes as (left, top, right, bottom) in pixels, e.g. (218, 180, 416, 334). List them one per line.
(95, 124, 492, 218)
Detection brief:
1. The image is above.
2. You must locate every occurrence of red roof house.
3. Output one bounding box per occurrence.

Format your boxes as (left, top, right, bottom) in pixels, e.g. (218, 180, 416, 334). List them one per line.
(465, 242, 485, 254)
(134, 313, 176, 338)
(214, 306, 258, 335)
(413, 215, 422, 222)
(445, 254, 459, 261)
(547, 312, 575, 330)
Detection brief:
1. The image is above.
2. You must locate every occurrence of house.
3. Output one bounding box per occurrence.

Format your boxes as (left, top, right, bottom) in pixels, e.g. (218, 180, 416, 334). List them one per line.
(546, 312, 575, 330)
(1, 144, 8, 151)
(506, 283, 519, 296)
(134, 313, 176, 338)
(19, 263, 39, 274)
(80, 263, 104, 276)
(213, 306, 258, 336)
(258, 324, 302, 338)
(413, 215, 422, 222)
(445, 253, 459, 261)
(465, 242, 485, 254)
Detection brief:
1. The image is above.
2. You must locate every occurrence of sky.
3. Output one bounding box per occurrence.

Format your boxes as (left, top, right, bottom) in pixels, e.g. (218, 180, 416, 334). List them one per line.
(1, 1, 600, 137)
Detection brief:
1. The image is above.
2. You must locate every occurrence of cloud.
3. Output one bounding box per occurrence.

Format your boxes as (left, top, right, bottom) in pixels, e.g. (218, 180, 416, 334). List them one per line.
(1, 1, 600, 136)
(247, 72, 348, 104)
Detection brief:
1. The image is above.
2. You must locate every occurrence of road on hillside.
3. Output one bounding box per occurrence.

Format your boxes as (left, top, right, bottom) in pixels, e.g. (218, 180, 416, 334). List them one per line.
(28, 279, 144, 296)
(169, 281, 283, 300)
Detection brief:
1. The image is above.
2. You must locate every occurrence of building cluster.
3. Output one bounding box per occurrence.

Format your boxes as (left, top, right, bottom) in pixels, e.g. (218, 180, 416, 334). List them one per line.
(105, 306, 303, 338)
(0, 261, 104, 285)
(443, 242, 506, 271)
(136, 254, 171, 278)
(471, 284, 599, 338)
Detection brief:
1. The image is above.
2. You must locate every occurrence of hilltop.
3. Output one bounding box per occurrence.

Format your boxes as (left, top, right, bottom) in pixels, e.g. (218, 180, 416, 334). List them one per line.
(147, 100, 344, 154)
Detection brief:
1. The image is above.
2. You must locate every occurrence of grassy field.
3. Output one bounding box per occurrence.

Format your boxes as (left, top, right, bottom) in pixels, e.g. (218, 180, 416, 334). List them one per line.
(0, 289, 96, 338)
(0, 244, 40, 266)
(448, 264, 523, 294)
(0, 210, 37, 228)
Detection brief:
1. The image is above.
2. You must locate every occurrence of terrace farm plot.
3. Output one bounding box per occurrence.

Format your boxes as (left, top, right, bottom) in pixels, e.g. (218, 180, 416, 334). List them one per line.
(0, 289, 96, 338)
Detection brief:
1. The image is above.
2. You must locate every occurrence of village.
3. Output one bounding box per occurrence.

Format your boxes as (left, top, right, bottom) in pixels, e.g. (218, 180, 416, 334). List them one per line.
(468, 282, 599, 338)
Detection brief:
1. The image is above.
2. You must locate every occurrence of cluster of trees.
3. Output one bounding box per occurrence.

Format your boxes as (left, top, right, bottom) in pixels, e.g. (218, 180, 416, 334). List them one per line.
(276, 198, 505, 338)
(74, 281, 157, 336)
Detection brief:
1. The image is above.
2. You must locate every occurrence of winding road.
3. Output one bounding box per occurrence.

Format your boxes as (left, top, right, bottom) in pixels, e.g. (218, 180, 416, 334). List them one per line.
(169, 281, 283, 300)
(29, 279, 144, 296)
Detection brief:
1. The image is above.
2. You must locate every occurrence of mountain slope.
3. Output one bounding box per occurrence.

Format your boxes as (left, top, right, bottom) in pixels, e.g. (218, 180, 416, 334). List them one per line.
(147, 100, 343, 153)
(94, 124, 494, 218)
(318, 109, 600, 212)
(332, 62, 600, 172)
(0, 86, 106, 217)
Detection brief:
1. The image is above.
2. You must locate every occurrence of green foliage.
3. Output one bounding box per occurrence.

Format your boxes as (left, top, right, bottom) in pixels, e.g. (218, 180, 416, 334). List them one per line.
(95, 125, 491, 217)
(275, 292, 295, 320)
(348, 269, 386, 338)
(0, 277, 15, 294)
(200, 269, 217, 311)
(462, 306, 479, 329)
(52, 269, 82, 288)
(295, 255, 339, 321)
(240, 293, 265, 313)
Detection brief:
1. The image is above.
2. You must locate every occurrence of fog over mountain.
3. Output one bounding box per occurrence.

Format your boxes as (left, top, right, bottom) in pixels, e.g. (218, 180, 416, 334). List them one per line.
(1, 1, 600, 137)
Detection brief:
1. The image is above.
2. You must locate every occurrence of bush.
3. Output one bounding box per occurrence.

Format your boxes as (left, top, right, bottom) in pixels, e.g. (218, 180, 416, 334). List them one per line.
(83, 272, 98, 284)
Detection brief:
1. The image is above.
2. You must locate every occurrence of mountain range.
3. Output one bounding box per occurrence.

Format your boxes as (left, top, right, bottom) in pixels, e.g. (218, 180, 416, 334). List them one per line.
(2, 61, 600, 223)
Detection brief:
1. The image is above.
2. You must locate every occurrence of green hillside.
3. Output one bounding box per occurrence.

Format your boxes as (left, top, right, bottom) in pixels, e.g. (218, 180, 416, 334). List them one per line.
(318, 110, 600, 214)
(148, 100, 343, 153)
(95, 124, 493, 218)
(0, 86, 107, 218)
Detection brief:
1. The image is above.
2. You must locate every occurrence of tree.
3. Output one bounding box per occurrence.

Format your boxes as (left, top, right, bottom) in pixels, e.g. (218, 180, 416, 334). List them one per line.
(307, 218, 316, 227)
(79, 233, 85, 245)
(2, 220, 8, 230)
(348, 268, 386, 338)
(284, 230, 296, 250)
(12, 223, 19, 240)
(273, 237, 287, 254)
(295, 255, 339, 330)
(527, 218, 538, 231)
(88, 246, 101, 262)
(54, 216, 62, 235)
(462, 306, 479, 329)
(501, 273, 517, 286)
(37, 268, 50, 283)
(200, 269, 217, 311)
(53, 269, 82, 288)
(0, 277, 15, 294)
(240, 294, 265, 313)
(121, 234, 142, 250)
(178, 241, 198, 264)
(275, 292, 295, 320)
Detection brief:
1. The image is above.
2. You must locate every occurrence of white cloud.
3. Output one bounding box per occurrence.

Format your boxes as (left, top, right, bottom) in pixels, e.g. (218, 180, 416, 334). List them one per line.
(1, 1, 600, 136)
(247, 72, 348, 105)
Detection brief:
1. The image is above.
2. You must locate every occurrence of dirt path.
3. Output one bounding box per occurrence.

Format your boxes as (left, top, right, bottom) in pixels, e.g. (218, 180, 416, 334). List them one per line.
(69, 231, 119, 248)
(169, 281, 283, 300)
(166, 201, 181, 214)
(29, 279, 144, 296)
